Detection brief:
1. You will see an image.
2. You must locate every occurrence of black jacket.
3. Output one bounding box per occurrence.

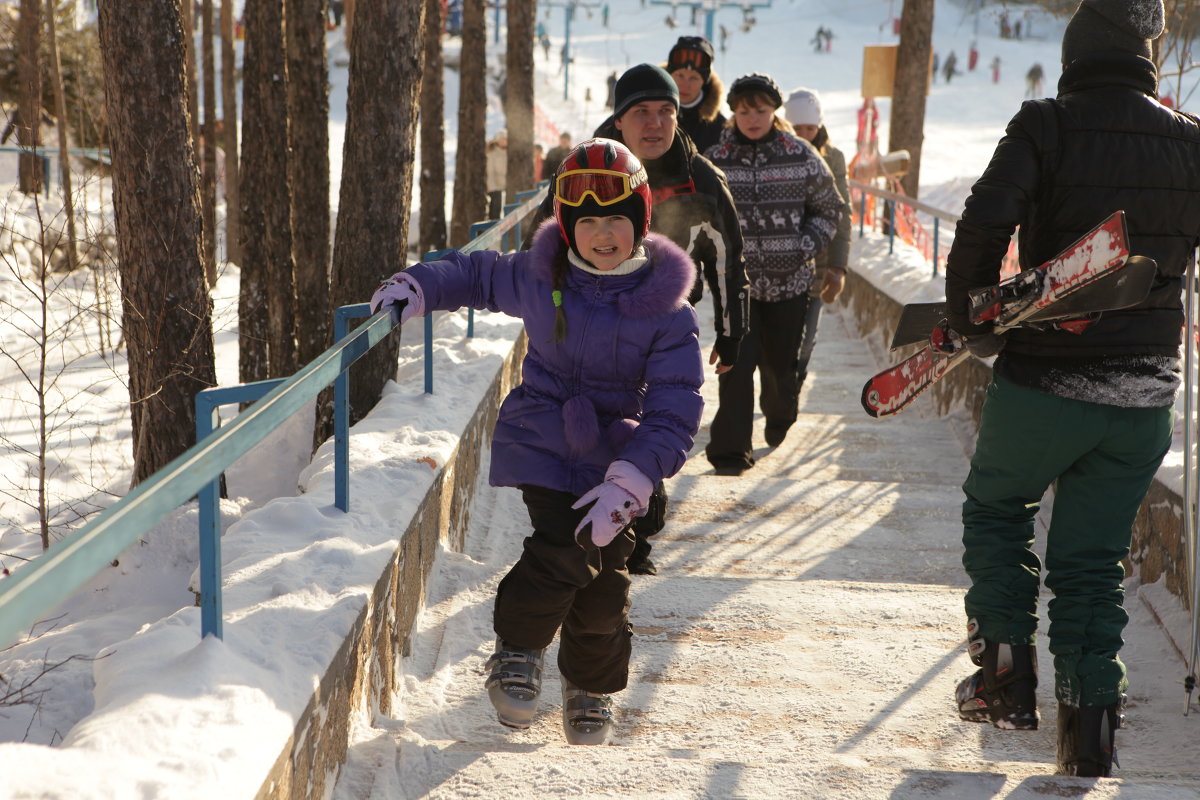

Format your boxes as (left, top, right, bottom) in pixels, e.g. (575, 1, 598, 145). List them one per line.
(526, 119, 749, 364)
(676, 71, 727, 154)
(678, 103, 727, 155)
(945, 52, 1200, 359)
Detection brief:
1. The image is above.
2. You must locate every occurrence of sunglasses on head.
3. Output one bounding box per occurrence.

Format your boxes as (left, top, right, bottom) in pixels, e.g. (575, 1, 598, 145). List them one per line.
(555, 169, 643, 207)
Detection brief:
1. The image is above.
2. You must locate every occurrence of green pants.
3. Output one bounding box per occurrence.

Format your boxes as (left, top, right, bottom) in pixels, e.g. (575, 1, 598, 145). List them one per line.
(962, 375, 1172, 706)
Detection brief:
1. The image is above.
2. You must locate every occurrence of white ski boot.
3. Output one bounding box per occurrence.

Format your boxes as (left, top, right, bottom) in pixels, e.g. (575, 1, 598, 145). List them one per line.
(484, 640, 545, 729)
(561, 677, 614, 745)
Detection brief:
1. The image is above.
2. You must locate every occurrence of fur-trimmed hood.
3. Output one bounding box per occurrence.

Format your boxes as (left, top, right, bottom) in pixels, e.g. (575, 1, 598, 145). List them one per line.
(697, 70, 725, 124)
(527, 217, 696, 319)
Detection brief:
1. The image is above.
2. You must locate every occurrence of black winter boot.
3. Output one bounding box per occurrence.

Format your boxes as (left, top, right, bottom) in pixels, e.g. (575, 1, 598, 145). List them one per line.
(955, 618, 1039, 730)
(625, 533, 657, 575)
(1056, 701, 1121, 777)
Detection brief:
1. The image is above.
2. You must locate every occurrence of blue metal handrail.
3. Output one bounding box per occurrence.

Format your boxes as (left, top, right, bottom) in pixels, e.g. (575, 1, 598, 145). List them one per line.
(848, 178, 961, 276)
(0, 184, 547, 648)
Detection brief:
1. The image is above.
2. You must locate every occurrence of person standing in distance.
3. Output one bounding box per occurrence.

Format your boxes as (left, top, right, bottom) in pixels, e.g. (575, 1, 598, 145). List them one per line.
(783, 87, 852, 398)
(665, 35, 727, 154)
(544, 131, 574, 178)
(944, 0, 1200, 777)
(703, 73, 843, 473)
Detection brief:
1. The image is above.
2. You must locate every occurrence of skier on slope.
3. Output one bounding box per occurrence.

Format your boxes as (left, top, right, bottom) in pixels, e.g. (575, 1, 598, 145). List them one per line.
(525, 63, 750, 577)
(370, 139, 704, 745)
(943, 0, 1200, 777)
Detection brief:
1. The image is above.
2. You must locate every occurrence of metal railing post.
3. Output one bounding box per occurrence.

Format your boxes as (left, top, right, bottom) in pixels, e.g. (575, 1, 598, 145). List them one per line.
(196, 393, 223, 640)
(933, 217, 940, 277)
(195, 379, 287, 639)
(420, 249, 456, 391)
(888, 201, 896, 254)
(334, 304, 372, 510)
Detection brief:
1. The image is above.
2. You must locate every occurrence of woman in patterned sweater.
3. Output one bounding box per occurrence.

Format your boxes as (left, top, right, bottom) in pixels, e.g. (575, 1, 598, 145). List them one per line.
(703, 72, 844, 475)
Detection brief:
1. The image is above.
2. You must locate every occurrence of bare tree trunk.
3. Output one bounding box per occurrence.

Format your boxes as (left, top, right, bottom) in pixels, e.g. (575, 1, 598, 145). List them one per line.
(287, 0, 331, 367)
(888, 0, 934, 198)
(201, 0, 217, 284)
(449, 0, 486, 247)
(240, 0, 296, 382)
(221, 0, 241, 265)
(505, 0, 535, 200)
(344, 0, 356, 49)
(17, 0, 42, 195)
(44, 0, 77, 272)
(326, 0, 425, 428)
(96, 0, 217, 486)
(183, 0, 200, 149)
(418, 0, 447, 256)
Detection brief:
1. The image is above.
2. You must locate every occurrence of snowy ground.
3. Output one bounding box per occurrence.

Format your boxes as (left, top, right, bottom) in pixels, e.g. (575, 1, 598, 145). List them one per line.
(330, 302, 1200, 800)
(2, 0, 1200, 797)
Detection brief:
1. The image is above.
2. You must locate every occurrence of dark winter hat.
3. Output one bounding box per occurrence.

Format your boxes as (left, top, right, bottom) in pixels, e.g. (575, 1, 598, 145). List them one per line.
(1061, 0, 1165, 65)
(667, 36, 715, 81)
(727, 72, 784, 110)
(613, 63, 680, 120)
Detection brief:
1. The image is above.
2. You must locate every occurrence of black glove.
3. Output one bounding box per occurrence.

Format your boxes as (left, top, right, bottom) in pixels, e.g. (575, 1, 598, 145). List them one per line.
(963, 330, 1006, 358)
(714, 335, 740, 367)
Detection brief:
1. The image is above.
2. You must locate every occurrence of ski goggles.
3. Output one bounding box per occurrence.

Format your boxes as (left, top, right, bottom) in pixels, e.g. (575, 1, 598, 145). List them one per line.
(555, 168, 645, 207)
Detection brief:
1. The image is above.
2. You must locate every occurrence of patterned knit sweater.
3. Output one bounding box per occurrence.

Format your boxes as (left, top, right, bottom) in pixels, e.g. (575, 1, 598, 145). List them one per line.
(706, 126, 844, 302)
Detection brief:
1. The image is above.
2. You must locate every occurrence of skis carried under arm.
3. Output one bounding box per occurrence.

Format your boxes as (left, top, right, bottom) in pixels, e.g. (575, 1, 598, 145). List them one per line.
(888, 258, 1157, 351)
(861, 211, 1140, 419)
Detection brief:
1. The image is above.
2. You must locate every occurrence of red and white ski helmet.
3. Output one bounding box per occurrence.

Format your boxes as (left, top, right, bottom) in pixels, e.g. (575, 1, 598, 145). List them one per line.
(552, 138, 653, 254)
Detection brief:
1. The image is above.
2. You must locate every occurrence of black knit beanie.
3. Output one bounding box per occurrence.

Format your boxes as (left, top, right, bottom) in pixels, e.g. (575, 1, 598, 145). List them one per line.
(667, 36, 714, 81)
(727, 72, 784, 110)
(1061, 0, 1165, 65)
(613, 63, 680, 120)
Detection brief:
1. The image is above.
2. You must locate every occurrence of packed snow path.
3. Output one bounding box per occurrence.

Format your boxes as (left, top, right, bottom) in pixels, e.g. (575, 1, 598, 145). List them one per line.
(333, 306, 1200, 800)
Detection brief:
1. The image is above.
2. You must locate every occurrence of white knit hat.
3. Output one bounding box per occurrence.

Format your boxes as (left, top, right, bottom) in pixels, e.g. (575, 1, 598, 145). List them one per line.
(784, 88, 823, 127)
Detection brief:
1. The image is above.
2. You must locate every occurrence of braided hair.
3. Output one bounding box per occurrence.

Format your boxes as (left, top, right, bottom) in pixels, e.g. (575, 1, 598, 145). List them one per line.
(550, 240, 570, 343)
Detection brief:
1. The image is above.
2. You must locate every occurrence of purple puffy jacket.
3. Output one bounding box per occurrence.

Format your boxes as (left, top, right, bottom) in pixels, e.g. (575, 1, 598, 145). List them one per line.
(401, 219, 705, 496)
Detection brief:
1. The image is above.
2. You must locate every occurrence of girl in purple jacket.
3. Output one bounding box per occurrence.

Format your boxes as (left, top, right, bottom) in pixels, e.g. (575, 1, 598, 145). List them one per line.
(370, 139, 704, 745)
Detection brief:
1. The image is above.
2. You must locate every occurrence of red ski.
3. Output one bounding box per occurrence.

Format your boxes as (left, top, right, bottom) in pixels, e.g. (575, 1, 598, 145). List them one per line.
(861, 211, 1136, 418)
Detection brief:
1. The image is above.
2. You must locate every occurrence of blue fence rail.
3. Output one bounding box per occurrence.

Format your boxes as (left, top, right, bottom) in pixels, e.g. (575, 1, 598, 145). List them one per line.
(0, 145, 114, 198)
(848, 178, 961, 276)
(0, 184, 547, 649)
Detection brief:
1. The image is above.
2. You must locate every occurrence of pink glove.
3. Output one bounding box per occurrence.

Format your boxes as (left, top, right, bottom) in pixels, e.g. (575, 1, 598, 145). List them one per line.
(572, 460, 654, 549)
(370, 273, 425, 324)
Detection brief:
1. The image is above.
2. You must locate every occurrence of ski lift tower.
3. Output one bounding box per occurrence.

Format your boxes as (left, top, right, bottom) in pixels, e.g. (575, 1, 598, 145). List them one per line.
(649, 0, 773, 45)
(543, 0, 602, 100)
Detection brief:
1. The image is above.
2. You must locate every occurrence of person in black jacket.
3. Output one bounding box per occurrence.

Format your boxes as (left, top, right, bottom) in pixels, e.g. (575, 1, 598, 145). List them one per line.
(664, 36, 727, 154)
(944, 0, 1200, 777)
(524, 63, 749, 576)
(544, 132, 574, 179)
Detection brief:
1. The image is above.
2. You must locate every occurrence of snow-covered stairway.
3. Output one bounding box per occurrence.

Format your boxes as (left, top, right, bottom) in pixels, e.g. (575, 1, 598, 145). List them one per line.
(332, 306, 1200, 800)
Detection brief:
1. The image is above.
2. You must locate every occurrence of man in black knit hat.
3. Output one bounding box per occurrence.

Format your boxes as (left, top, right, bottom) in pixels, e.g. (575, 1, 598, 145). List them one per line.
(943, 0, 1200, 777)
(603, 63, 748, 575)
(527, 63, 748, 576)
